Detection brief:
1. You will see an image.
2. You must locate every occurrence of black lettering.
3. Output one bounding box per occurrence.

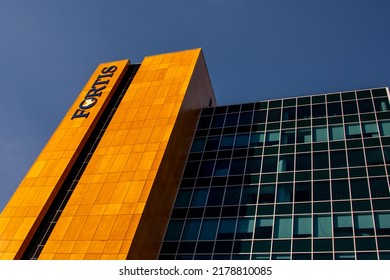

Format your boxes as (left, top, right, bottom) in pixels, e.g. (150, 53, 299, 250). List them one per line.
(101, 65, 117, 74)
(85, 85, 106, 98)
(71, 109, 89, 119)
(79, 97, 97, 109)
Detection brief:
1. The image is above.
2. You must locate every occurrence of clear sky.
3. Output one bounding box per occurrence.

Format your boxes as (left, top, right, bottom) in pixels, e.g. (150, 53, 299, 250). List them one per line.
(1, 0, 389, 211)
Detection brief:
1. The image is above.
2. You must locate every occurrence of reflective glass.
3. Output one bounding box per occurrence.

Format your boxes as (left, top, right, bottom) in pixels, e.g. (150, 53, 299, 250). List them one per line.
(274, 216, 292, 238)
(329, 125, 345, 140)
(314, 215, 332, 237)
(182, 220, 201, 240)
(199, 219, 218, 240)
(313, 126, 328, 142)
(294, 216, 312, 238)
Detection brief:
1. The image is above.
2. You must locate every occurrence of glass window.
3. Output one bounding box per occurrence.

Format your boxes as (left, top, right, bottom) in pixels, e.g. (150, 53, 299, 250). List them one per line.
(374, 97, 390, 112)
(230, 158, 246, 175)
(375, 213, 390, 235)
(214, 159, 230, 176)
(265, 131, 280, 145)
(365, 148, 383, 165)
(379, 121, 390, 136)
(225, 113, 239, 126)
(295, 183, 311, 202)
(312, 104, 326, 118)
(278, 155, 294, 172)
(241, 186, 258, 204)
(297, 128, 311, 143)
(191, 138, 206, 153)
(329, 125, 345, 140)
(239, 111, 253, 125)
(255, 217, 273, 239)
(246, 157, 261, 174)
(259, 185, 275, 203)
(350, 179, 370, 199)
(262, 156, 278, 173)
(217, 218, 236, 239)
(181, 219, 201, 240)
(199, 160, 214, 177)
(199, 219, 218, 240)
(348, 149, 365, 167)
(296, 153, 311, 171)
(234, 134, 249, 148)
(297, 106, 311, 119)
(313, 126, 328, 142)
(313, 152, 329, 169)
(345, 124, 361, 139)
(369, 177, 390, 198)
(205, 136, 220, 150)
(253, 111, 266, 123)
(294, 216, 312, 237)
(331, 180, 350, 200)
(313, 181, 330, 201)
(343, 100, 358, 115)
(207, 188, 224, 206)
(274, 216, 292, 238)
(327, 102, 342, 116)
(281, 130, 295, 144)
(191, 189, 208, 207)
(211, 114, 225, 127)
(224, 187, 241, 205)
(282, 107, 296, 121)
(267, 109, 281, 122)
(183, 161, 200, 177)
(174, 189, 192, 207)
(354, 213, 374, 236)
(236, 218, 255, 239)
(334, 214, 353, 237)
(330, 150, 347, 168)
(358, 99, 374, 113)
(165, 220, 184, 240)
(250, 132, 265, 147)
(220, 135, 235, 149)
(198, 116, 211, 129)
(362, 122, 379, 137)
(276, 183, 293, 202)
(314, 215, 332, 237)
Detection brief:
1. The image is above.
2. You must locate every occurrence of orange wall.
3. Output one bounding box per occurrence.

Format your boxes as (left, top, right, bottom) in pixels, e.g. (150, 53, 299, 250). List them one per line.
(0, 60, 129, 259)
(37, 49, 215, 259)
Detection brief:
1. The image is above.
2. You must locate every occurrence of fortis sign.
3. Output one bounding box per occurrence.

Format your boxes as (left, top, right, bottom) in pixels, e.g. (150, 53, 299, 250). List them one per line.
(71, 66, 118, 119)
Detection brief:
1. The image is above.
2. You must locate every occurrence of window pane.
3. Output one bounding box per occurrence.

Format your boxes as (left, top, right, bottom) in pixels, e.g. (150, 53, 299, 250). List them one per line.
(295, 183, 311, 202)
(265, 131, 280, 145)
(313, 181, 330, 201)
(330, 151, 347, 168)
(191, 138, 206, 152)
(312, 104, 326, 118)
(375, 213, 390, 235)
(246, 157, 261, 174)
(329, 125, 345, 140)
(224, 187, 241, 205)
(297, 129, 311, 143)
(262, 156, 278, 173)
(332, 180, 350, 200)
(297, 106, 310, 119)
(343, 100, 358, 115)
(241, 186, 258, 204)
(235, 134, 249, 148)
(259, 185, 275, 203)
(276, 183, 293, 202)
(230, 158, 246, 175)
(165, 220, 184, 240)
(255, 217, 273, 239)
(282, 107, 295, 121)
(267, 109, 281, 122)
(362, 122, 379, 137)
(327, 102, 342, 116)
(296, 153, 311, 171)
(174, 189, 192, 207)
(354, 213, 374, 236)
(199, 160, 214, 176)
(182, 219, 201, 240)
(313, 126, 328, 142)
(379, 121, 390, 136)
(253, 111, 266, 123)
(205, 136, 220, 150)
(211, 114, 225, 127)
(207, 188, 224, 206)
(274, 216, 292, 238)
(214, 159, 230, 176)
(351, 179, 370, 199)
(225, 113, 239, 126)
(369, 177, 390, 198)
(239, 111, 253, 125)
(278, 155, 294, 172)
(314, 215, 332, 237)
(346, 124, 361, 139)
(199, 219, 218, 240)
(365, 148, 383, 165)
(217, 218, 236, 239)
(294, 216, 312, 237)
(191, 189, 208, 207)
(250, 133, 265, 147)
(236, 218, 255, 238)
(358, 99, 374, 113)
(334, 214, 353, 237)
(347, 149, 365, 167)
(313, 152, 329, 169)
(220, 135, 234, 149)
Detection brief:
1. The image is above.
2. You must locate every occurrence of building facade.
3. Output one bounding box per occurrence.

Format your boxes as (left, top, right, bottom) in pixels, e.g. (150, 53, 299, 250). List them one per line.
(1, 49, 389, 260)
(159, 87, 390, 260)
(0, 49, 215, 260)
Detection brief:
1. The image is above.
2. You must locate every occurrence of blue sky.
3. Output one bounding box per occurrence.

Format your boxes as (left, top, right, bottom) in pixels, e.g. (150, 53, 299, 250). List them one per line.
(1, 0, 389, 211)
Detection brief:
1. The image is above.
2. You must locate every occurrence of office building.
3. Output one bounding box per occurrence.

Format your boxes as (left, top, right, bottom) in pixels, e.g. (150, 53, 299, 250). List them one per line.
(1, 49, 389, 260)
(159, 87, 390, 260)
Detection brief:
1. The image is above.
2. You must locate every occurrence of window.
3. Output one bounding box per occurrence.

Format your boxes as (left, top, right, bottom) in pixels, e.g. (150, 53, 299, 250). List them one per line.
(313, 181, 330, 201)
(282, 107, 296, 121)
(347, 149, 365, 167)
(174, 189, 192, 207)
(236, 218, 255, 239)
(191, 189, 208, 207)
(327, 102, 342, 116)
(258, 185, 275, 203)
(278, 155, 294, 172)
(334, 214, 353, 237)
(276, 184, 293, 202)
(198, 160, 214, 177)
(220, 135, 235, 149)
(205, 136, 220, 150)
(214, 159, 230, 176)
(225, 113, 239, 126)
(265, 131, 280, 145)
(230, 158, 246, 175)
(358, 99, 374, 113)
(329, 125, 345, 140)
(331, 180, 350, 200)
(255, 217, 273, 239)
(165, 220, 184, 240)
(297, 128, 311, 143)
(262, 156, 278, 173)
(253, 111, 267, 123)
(313, 152, 329, 169)
(330, 150, 347, 168)
(295, 183, 311, 202)
(274, 216, 292, 238)
(181, 219, 201, 240)
(314, 215, 332, 237)
(345, 123, 361, 139)
(267, 109, 281, 122)
(294, 216, 312, 238)
(234, 134, 249, 148)
(354, 213, 374, 236)
(313, 126, 328, 142)
(250, 132, 265, 147)
(362, 122, 379, 137)
(379, 121, 390, 136)
(343, 100, 358, 115)
(241, 186, 258, 204)
(239, 111, 253, 125)
(199, 219, 218, 240)
(297, 106, 311, 119)
(312, 104, 326, 118)
(223, 187, 241, 205)
(296, 153, 311, 171)
(281, 130, 295, 144)
(246, 157, 261, 174)
(350, 179, 370, 199)
(374, 97, 390, 112)
(217, 218, 236, 239)
(211, 114, 225, 127)
(375, 213, 390, 235)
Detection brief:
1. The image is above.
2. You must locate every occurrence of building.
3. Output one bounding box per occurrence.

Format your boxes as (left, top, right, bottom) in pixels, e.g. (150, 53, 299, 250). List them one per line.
(159, 86, 390, 260)
(1, 49, 389, 260)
